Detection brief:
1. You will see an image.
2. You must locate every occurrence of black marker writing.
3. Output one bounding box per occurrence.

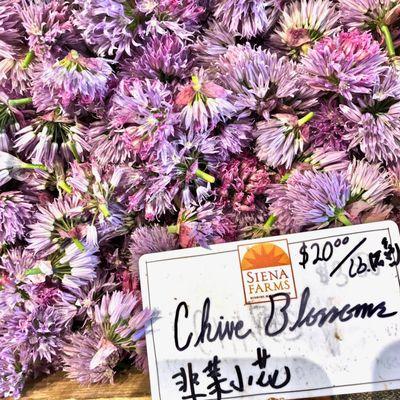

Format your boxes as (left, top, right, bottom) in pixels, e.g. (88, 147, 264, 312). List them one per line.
(265, 287, 397, 336)
(174, 298, 252, 352)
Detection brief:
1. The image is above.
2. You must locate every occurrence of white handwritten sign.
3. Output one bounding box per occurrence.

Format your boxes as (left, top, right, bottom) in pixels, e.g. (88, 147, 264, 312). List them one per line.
(139, 221, 400, 400)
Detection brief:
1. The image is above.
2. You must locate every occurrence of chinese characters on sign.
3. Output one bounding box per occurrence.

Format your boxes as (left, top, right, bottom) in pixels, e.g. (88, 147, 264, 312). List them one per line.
(172, 348, 291, 400)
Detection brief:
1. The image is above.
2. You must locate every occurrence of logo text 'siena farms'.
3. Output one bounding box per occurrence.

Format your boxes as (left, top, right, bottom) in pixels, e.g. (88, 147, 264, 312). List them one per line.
(238, 239, 297, 304)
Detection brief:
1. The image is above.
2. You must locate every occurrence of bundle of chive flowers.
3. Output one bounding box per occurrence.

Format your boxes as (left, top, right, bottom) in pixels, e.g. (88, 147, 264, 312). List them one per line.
(1, 0, 400, 397)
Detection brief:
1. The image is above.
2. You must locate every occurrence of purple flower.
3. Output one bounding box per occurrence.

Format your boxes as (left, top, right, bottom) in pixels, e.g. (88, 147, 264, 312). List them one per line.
(340, 67, 400, 164)
(73, 0, 205, 59)
(0, 1, 23, 59)
(307, 100, 351, 151)
(129, 226, 178, 272)
(123, 34, 193, 82)
(14, 160, 66, 194)
(270, 0, 339, 59)
(290, 170, 352, 227)
(0, 346, 28, 399)
(217, 154, 271, 213)
(175, 69, 237, 133)
(0, 0, 398, 390)
(255, 112, 315, 169)
(216, 44, 298, 118)
(170, 203, 236, 248)
(32, 51, 113, 114)
(236, 204, 272, 237)
(1, 247, 37, 282)
(347, 160, 393, 206)
(108, 78, 177, 162)
(213, 0, 282, 38)
(14, 241, 98, 289)
(62, 326, 119, 384)
(16, 0, 75, 60)
(1, 304, 66, 364)
(49, 242, 99, 289)
(87, 121, 134, 165)
(14, 110, 89, 167)
(0, 57, 33, 98)
(212, 119, 253, 162)
(304, 148, 349, 172)
(22, 283, 61, 309)
(164, 131, 219, 202)
(139, 0, 205, 39)
(300, 30, 387, 100)
(27, 197, 86, 256)
(125, 163, 179, 221)
(268, 170, 352, 232)
(339, 0, 400, 41)
(66, 161, 127, 245)
(0, 191, 33, 245)
(126, 131, 218, 219)
(94, 291, 152, 351)
(96, 204, 129, 245)
(73, 0, 143, 59)
(0, 282, 25, 319)
(55, 275, 117, 325)
(193, 20, 237, 67)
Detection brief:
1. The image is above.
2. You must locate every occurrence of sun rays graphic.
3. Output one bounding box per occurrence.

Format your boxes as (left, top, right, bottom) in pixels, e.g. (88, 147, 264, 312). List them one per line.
(241, 243, 290, 270)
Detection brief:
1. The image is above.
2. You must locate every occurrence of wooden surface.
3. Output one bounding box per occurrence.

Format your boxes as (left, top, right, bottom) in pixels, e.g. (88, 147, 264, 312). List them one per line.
(19, 370, 336, 400)
(21, 370, 151, 400)
(19, 370, 335, 400)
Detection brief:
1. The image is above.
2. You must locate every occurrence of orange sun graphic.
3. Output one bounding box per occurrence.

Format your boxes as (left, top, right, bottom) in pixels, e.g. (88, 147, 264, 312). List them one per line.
(241, 243, 290, 270)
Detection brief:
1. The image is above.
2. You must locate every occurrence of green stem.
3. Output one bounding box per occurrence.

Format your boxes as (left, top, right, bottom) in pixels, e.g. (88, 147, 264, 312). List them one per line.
(21, 162, 47, 171)
(264, 214, 277, 229)
(58, 180, 72, 194)
(21, 50, 35, 69)
(280, 172, 291, 183)
(67, 140, 81, 162)
(70, 50, 79, 60)
(195, 169, 215, 184)
(72, 237, 85, 251)
(191, 75, 201, 92)
(380, 24, 396, 57)
(301, 43, 310, 55)
(99, 203, 110, 218)
(167, 224, 179, 234)
(25, 267, 42, 276)
(337, 212, 352, 226)
(298, 112, 314, 127)
(8, 97, 33, 107)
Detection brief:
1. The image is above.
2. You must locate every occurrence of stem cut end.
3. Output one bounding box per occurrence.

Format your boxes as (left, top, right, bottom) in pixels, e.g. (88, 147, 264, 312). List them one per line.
(167, 225, 179, 234)
(72, 237, 85, 252)
(25, 267, 42, 276)
(298, 112, 315, 127)
(195, 169, 215, 184)
(58, 180, 72, 194)
(336, 212, 352, 226)
(21, 51, 35, 69)
(264, 214, 277, 229)
(99, 203, 111, 218)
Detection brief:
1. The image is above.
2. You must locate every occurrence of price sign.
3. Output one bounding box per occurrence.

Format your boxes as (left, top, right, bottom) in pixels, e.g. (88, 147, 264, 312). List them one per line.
(140, 221, 400, 400)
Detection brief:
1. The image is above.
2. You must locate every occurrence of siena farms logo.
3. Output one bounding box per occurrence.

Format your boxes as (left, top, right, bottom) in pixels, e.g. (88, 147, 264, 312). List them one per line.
(238, 240, 297, 304)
